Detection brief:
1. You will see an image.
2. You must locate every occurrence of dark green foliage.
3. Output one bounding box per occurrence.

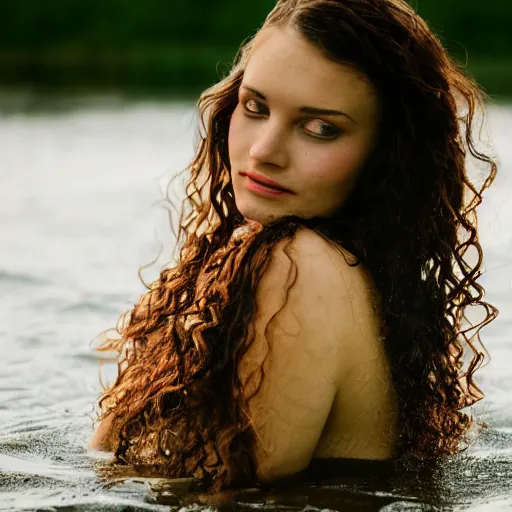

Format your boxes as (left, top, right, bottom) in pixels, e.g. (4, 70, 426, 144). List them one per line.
(0, 0, 510, 95)
(0, 0, 275, 48)
(415, 0, 512, 58)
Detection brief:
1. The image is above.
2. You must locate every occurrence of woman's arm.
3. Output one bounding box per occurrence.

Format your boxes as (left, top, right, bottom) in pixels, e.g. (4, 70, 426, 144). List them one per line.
(89, 289, 156, 452)
(89, 411, 114, 451)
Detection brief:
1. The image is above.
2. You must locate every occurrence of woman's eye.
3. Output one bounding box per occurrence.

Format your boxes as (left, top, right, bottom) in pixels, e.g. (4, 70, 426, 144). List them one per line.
(304, 119, 340, 139)
(243, 99, 265, 115)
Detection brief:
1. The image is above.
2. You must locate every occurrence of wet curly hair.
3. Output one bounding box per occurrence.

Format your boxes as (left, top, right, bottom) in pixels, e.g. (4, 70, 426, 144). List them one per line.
(95, 0, 497, 491)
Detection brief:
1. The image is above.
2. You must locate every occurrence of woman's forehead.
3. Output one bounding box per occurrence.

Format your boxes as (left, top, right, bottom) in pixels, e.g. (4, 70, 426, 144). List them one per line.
(244, 26, 379, 123)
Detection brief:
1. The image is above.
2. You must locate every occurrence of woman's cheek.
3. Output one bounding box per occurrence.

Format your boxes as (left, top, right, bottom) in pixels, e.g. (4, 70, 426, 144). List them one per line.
(304, 148, 345, 183)
(228, 110, 239, 156)
(310, 144, 364, 184)
(228, 107, 249, 160)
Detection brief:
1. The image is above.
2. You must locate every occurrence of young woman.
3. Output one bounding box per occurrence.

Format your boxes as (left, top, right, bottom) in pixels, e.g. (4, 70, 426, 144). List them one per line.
(90, 0, 497, 492)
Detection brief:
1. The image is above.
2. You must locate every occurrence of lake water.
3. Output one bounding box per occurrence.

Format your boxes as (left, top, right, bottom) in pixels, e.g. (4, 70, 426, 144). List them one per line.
(1, 94, 511, 511)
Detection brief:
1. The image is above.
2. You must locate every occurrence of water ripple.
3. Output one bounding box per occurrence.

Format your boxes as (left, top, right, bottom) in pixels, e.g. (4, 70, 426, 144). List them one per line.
(0, 270, 49, 286)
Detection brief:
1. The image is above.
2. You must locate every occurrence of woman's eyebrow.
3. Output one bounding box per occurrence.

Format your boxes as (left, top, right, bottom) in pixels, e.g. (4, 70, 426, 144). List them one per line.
(241, 84, 356, 123)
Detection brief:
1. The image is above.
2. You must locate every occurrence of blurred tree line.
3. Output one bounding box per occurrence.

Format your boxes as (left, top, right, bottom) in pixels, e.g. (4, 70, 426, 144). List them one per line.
(0, 0, 510, 96)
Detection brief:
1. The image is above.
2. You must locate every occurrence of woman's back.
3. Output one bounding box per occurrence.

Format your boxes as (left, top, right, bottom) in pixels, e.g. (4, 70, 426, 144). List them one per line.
(238, 226, 398, 481)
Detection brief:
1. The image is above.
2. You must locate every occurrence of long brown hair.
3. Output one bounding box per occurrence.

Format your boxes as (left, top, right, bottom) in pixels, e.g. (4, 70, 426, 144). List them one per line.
(95, 0, 497, 491)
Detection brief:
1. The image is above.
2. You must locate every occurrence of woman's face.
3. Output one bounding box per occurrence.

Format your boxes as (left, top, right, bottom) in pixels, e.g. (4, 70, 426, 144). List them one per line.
(228, 26, 381, 225)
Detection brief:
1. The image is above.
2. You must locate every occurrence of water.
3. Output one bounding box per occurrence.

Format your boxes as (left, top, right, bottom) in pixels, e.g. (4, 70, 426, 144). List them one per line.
(0, 94, 511, 511)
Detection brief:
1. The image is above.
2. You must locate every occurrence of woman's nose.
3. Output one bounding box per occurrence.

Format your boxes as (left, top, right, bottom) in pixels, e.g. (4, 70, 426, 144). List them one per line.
(248, 120, 288, 168)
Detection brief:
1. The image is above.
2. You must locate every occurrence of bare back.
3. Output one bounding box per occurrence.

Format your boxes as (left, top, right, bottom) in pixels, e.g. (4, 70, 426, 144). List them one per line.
(239, 227, 398, 481)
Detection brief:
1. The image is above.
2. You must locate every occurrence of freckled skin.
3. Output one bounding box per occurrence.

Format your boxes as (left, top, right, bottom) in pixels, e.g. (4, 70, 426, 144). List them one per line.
(228, 26, 381, 225)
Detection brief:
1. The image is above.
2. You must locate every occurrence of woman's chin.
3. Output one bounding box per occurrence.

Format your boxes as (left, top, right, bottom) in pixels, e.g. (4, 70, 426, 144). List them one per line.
(236, 202, 284, 226)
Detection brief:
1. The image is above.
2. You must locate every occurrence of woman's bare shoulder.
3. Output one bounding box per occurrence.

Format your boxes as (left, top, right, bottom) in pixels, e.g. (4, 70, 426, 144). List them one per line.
(260, 225, 375, 308)
(240, 226, 382, 482)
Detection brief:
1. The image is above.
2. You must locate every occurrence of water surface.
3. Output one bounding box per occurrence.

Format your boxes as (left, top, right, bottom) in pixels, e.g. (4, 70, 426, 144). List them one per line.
(1, 95, 511, 511)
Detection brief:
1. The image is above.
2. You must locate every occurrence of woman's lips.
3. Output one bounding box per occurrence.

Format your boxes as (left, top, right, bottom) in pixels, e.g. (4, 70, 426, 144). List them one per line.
(243, 175, 289, 196)
(239, 171, 293, 193)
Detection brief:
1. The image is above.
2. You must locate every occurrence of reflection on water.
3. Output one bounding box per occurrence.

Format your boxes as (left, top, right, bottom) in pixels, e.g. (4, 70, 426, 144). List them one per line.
(0, 95, 511, 511)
